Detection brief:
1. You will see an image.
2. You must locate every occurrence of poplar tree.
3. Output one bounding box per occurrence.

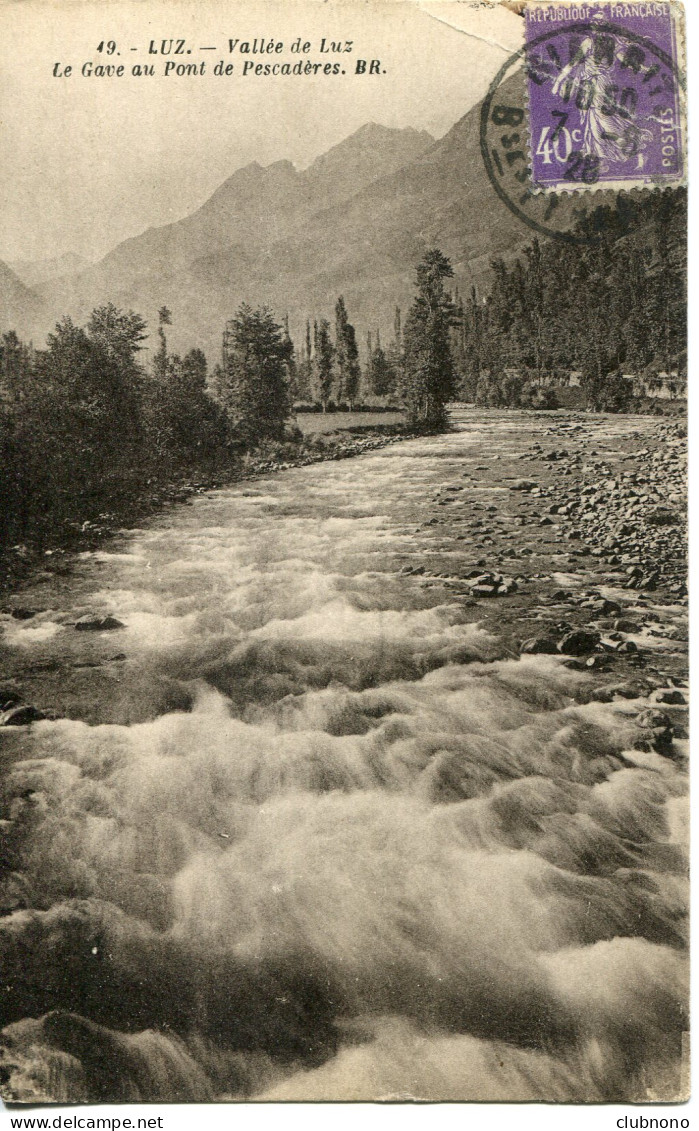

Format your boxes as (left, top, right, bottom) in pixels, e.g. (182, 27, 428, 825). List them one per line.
(313, 319, 335, 411)
(386, 307, 404, 399)
(294, 318, 313, 402)
(334, 297, 361, 408)
(154, 306, 172, 382)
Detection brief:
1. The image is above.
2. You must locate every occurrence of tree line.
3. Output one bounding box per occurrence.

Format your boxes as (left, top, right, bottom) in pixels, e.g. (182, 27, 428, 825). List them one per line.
(449, 187, 686, 411)
(276, 300, 399, 410)
(209, 248, 454, 435)
(0, 306, 230, 552)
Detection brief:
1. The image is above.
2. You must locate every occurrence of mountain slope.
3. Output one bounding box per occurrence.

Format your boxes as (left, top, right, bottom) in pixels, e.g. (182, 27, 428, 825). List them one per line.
(213, 70, 584, 341)
(8, 252, 90, 288)
(12, 77, 585, 359)
(99, 74, 540, 356)
(0, 261, 43, 334)
(34, 124, 435, 333)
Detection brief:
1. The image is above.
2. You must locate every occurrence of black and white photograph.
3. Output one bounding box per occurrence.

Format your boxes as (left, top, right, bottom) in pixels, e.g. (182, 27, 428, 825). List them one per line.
(0, 0, 689, 1108)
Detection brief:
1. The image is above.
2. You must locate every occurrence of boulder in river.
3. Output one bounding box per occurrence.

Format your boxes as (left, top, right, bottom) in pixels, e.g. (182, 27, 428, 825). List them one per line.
(75, 614, 125, 632)
(467, 573, 517, 598)
(646, 507, 681, 527)
(582, 597, 622, 616)
(652, 688, 686, 706)
(636, 709, 675, 756)
(521, 636, 559, 655)
(0, 704, 47, 726)
(557, 629, 601, 656)
(615, 640, 638, 654)
(0, 685, 22, 710)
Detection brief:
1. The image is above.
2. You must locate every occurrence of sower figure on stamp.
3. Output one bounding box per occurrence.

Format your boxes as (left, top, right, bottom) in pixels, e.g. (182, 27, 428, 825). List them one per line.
(551, 13, 654, 173)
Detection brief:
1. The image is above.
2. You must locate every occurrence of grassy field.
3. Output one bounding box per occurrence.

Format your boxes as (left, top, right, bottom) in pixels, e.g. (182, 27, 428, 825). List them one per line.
(295, 411, 406, 434)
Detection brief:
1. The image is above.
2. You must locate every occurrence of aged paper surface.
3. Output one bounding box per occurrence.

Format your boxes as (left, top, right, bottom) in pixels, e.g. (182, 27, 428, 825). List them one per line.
(0, 0, 688, 1107)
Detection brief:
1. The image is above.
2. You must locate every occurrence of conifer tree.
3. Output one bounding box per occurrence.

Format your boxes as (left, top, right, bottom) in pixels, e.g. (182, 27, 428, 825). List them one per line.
(219, 304, 293, 441)
(368, 344, 394, 396)
(0, 331, 32, 404)
(402, 249, 455, 428)
(282, 313, 297, 400)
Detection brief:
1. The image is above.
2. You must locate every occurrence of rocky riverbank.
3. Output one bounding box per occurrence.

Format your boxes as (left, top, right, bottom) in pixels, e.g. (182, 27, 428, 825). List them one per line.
(517, 418, 687, 597)
(408, 409, 687, 743)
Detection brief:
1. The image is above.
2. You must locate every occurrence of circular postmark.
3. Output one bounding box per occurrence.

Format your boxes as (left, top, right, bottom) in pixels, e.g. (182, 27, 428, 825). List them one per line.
(480, 14, 685, 244)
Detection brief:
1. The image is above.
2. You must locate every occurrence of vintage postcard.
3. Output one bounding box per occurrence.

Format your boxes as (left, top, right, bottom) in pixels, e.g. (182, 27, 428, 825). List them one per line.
(0, 0, 688, 1107)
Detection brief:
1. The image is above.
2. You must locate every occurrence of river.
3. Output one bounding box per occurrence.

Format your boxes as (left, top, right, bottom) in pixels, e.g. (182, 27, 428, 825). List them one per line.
(0, 410, 688, 1103)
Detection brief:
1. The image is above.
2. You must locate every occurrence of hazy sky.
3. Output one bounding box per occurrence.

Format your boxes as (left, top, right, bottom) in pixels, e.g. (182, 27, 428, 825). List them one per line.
(0, 0, 523, 265)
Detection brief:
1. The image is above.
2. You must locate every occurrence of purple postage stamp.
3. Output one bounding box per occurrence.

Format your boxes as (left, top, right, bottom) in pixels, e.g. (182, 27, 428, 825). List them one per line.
(524, 2, 685, 191)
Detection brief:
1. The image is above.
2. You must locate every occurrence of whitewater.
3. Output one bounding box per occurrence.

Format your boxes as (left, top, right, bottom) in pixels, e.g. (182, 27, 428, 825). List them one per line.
(0, 411, 688, 1103)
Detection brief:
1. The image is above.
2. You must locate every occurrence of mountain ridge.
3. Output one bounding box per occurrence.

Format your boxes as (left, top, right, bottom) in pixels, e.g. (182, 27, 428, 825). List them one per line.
(3, 88, 580, 360)
(0, 261, 43, 333)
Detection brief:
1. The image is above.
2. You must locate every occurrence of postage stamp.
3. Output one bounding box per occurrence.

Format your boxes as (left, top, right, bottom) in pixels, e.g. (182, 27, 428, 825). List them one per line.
(524, 2, 685, 191)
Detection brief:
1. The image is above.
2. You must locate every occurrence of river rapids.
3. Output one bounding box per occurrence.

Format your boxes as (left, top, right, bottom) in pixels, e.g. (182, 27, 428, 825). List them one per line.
(0, 411, 688, 1103)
